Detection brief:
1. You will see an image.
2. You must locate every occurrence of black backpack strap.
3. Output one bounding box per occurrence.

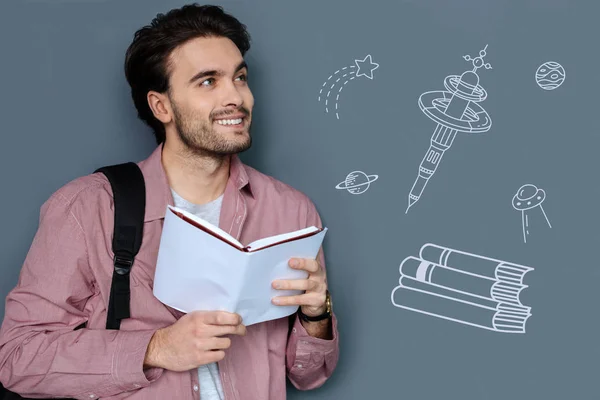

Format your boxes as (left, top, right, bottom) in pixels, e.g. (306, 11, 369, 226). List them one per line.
(94, 162, 146, 330)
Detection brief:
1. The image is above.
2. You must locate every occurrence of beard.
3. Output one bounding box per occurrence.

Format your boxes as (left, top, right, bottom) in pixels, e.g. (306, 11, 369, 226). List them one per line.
(171, 99, 252, 157)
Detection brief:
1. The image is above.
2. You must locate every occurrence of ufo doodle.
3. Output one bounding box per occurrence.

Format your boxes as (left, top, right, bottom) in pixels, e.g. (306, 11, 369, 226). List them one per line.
(318, 54, 379, 120)
(405, 45, 493, 214)
(335, 170, 378, 195)
(512, 184, 552, 243)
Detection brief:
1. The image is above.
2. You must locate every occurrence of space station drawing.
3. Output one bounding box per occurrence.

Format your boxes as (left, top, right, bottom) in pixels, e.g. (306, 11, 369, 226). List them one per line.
(406, 45, 493, 213)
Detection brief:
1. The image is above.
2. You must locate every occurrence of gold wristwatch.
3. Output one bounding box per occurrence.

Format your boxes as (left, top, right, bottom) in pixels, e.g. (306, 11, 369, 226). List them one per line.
(299, 290, 332, 322)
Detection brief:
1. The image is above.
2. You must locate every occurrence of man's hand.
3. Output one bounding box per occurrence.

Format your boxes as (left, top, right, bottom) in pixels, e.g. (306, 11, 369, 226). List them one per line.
(271, 257, 327, 317)
(143, 310, 246, 372)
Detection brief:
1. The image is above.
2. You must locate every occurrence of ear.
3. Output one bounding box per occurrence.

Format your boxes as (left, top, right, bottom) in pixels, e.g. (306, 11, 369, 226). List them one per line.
(147, 90, 173, 124)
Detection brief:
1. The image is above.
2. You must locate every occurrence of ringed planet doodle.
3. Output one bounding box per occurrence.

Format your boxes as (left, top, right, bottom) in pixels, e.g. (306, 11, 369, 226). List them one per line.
(335, 171, 379, 195)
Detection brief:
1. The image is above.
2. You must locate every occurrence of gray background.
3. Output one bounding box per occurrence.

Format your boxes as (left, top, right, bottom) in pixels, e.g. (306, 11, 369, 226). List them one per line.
(1, 0, 598, 399)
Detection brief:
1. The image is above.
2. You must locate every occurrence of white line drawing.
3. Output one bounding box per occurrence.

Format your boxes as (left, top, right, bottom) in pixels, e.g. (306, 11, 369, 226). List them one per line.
(391, 243, 534, 333)
(405, 45, 493, 214)
(318, 54, 379, 120)
(335, 171, 378, 195)
(512, 184, 552, 243)
(535, 61, 565, 90)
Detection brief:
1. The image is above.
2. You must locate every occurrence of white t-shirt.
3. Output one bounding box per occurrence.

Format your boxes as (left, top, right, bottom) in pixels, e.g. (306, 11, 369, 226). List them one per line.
(171, 189, 225, 400)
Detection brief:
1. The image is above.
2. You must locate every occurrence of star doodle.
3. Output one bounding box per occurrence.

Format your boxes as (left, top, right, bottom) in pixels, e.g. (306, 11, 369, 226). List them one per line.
(354, 54, 379, 80)
(318, 54, 379, 119)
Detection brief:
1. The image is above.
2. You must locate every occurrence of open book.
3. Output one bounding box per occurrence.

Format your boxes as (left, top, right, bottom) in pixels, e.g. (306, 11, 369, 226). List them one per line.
(153, 205, 328, 326)
(168, 206, 324, 253)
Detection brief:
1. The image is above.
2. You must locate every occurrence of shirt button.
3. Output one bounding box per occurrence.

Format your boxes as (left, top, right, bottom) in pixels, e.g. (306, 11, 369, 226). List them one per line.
(134, 383, 141, 388)
(297, 364, 303, 369)
(292, 328, 297, 333)
(89, 395, 95, 399)
(193, 384, 199, 392)
(235, 215, 242, 223)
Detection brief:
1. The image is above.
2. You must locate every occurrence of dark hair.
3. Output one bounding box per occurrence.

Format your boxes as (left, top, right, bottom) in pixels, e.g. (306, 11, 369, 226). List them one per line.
(124, 4, 251, 144)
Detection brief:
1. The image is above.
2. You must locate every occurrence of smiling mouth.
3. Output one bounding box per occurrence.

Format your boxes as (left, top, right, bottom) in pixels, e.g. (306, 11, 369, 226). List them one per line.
(214, 117, 245, 127)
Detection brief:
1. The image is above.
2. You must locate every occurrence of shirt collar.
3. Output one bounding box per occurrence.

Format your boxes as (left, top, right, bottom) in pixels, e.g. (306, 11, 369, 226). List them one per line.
(138, 143, 252, 222)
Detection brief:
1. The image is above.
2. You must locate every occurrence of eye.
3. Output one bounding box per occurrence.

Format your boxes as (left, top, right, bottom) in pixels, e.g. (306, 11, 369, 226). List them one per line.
(200, 78, 215, 86)
(236, 74, 247, 82)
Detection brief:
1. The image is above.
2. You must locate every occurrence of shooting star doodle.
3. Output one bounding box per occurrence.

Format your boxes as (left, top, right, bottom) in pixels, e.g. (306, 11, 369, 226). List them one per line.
(318, 54, 379, 120)
(405, 45, 493, 214)
(512, 184, 552, 243)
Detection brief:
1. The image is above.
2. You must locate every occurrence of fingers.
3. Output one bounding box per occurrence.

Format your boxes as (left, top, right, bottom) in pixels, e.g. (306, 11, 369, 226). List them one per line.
(188, 311, 246, 338)
(200, 337, 232, 351)
(206, 323, 247, 337)
(272, 278, 319, 291)
(272, 291, 326, 307)
(289, 258, 321, 274)
(194, 311, 242, 326)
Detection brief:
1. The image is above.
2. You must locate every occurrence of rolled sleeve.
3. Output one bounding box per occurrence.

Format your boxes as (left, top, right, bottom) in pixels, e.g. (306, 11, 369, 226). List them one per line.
(286, 312, 339, 390)
(285, 196, 340, 389)
(112, 329, 163, 391)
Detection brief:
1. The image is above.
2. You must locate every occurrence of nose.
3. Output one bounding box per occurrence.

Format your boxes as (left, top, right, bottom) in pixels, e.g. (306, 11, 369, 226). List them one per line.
(221, 80, 244, 108)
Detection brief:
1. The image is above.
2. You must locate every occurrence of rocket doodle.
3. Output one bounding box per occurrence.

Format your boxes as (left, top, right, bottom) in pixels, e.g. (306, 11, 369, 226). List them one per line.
(406, 46, 493, 213)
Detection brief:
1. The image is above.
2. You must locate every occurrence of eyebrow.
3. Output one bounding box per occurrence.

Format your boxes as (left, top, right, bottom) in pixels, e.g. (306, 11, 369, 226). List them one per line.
(188, 60, 248, 85)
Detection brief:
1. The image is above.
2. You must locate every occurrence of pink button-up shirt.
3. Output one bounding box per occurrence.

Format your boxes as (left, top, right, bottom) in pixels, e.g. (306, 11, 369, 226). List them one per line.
(0, 144, 339, 399)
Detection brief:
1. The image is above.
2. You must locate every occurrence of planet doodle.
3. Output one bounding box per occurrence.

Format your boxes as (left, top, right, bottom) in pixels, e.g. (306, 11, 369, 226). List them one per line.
(335, 171, 378, 195)
(535, 61, 565, 90)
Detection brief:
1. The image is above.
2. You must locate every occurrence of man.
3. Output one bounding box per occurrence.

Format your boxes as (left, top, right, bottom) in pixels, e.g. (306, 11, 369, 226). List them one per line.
(0, 3, 338, 399)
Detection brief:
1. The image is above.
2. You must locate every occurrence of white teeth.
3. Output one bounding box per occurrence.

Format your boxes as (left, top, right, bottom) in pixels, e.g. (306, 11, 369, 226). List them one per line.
(216, 118, 242, 125)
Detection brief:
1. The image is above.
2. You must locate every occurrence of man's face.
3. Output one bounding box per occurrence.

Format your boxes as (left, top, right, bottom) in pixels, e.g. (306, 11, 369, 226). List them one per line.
(166, 36, 254, 156)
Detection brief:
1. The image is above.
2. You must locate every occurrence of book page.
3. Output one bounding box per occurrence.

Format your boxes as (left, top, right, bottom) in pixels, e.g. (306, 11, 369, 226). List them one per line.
(237, 227, 328, 325)
(153, 208, 248, 314)
(167, 205, 244, 250)
(154, 209, 328, 326)
(245, 226, 321, 252)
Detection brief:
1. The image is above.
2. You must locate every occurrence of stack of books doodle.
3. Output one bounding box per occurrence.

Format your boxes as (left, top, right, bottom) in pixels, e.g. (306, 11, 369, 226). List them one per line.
(391, 243, 534, 333)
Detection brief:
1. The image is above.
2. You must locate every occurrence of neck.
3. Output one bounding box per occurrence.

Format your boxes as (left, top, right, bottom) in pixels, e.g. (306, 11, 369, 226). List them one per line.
(161, 140, 231, 205)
